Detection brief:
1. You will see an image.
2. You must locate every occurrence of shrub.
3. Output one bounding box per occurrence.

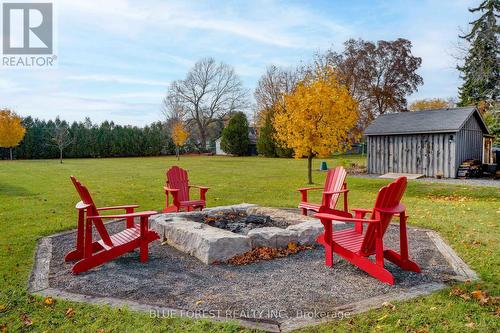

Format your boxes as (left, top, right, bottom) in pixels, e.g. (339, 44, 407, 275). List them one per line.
(220, 112, 249, 156)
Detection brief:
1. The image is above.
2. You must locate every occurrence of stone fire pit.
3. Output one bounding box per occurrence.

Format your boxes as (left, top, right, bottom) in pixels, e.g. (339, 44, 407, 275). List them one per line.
(32, 216, 477, 332)
(151, 204, 330, 264)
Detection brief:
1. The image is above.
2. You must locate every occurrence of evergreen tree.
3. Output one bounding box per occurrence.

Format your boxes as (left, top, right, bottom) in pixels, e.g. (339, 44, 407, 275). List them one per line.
(220, 112, 250, 156)
(458, 0, 500, 106)
(256, 111, 276, 157)
(1, 116, 179, 160)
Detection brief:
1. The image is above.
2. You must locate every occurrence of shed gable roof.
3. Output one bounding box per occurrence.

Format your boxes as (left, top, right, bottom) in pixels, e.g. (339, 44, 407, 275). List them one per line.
(364, 107, 490, 136)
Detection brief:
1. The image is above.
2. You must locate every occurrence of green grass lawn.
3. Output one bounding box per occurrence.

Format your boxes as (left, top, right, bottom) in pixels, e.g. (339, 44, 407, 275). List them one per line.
(0, 155, 498, 332)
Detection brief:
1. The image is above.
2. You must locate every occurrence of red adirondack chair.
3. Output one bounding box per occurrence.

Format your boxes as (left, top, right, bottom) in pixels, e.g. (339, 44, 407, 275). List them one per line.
(298, 166, 349, 216)
(314, 177, 421, 285)
(65, 176, 159, 274)
(163, 166, 209, 212)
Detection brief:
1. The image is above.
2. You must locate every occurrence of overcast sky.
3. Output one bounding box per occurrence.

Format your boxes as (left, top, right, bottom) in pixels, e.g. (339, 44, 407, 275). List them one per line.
(0, 0, 477, 126)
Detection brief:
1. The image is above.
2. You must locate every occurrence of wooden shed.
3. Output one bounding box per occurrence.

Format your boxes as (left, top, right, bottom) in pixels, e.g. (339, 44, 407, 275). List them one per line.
(365, 107, 491, 178)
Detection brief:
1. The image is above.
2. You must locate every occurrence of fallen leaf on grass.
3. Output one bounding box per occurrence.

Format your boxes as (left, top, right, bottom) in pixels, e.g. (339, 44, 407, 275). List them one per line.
(96, 329, 105, 333)
(465, 322, 476, 328)
(43, 297, 54, 306)
(0, 323, 6, 333)
(382, 301, 395, 310)
(0, 305, 6, 312)
(429, 307, 437, 311)
(377, 314, 388, 321)
(427, 195, 471, 203)
(471, 290, 489, 304)
(495, 309, 500, 317)
(65, 308, 75, 317)
(20, 313, 32, 327)
(450, 286, 464, 296)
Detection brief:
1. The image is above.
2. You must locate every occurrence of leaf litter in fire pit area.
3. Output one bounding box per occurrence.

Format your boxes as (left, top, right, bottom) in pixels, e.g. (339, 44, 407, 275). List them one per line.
(218, 242, 315, 265)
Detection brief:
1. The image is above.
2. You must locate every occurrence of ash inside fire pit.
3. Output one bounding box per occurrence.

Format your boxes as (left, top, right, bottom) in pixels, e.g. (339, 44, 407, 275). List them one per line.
(187, 211, 289, 234)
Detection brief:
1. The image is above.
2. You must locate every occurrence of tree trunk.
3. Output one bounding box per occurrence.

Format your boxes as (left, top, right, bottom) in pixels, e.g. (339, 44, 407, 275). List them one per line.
(176, 146, 180, 160)
(59, 149, 63, 164)
(307, 153, 313, 184)
(9, 147, 13, 160)
(198, 125, 207, 152)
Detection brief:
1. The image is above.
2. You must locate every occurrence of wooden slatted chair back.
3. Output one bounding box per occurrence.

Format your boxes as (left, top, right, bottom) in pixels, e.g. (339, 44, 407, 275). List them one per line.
(70, 176, 113, 247)
(166, 166, 190, 202)
(324, 166, 347, 208)
(360, 177, 407, 255)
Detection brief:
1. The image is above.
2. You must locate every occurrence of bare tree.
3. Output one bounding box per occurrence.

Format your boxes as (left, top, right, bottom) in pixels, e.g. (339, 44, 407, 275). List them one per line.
(161, 92, 186, 125)
(254, 65, 300, 114)
(314, 38, 423, 130)
(253, 65, 302, 157)
(164, 58, 249, 150)
(52, 120, 73, 163)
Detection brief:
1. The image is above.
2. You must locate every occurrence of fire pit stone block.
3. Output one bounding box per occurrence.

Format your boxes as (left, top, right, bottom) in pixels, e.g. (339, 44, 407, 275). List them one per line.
(287, 220, 325, 245)
(247, 227, 298, 248)
(162, 220, 251, 264)
(202, 203, 258, 213)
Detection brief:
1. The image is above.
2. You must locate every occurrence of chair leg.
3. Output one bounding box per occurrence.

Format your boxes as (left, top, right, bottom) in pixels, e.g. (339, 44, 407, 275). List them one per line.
(375, 225, 384, 267)
(399, 212, 410, 260)
(139, 216, 148, 262)
(65, 209, 86, 261)
(301, 208, 308, 216)
(320, 219, 334, 267)
(125, 207, 135, 228)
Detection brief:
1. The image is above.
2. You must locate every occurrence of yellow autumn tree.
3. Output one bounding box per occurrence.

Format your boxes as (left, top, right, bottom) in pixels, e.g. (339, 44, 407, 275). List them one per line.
(0, 108, 26, 160)
(409, 98, 451, 111)
(273, 70, 359, 184)
(171, 121, 189, 160)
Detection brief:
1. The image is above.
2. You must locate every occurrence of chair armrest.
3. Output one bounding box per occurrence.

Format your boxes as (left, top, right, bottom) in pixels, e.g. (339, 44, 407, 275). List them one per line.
(189, 185, 209, 190)
(163, 187, 179, 193)
(88, 211, 158, 219)
(75, 201, 92, 210)
(323, 189, 349, 195)
(314, 212, 380, 224)
(190, 185, 209, 201)
(96, 204, 139, 211)
(298, 187, 323, 203)
(352, 208, 372, 214)
(297, 187, 323, 192)
(375, 204, 406, 214)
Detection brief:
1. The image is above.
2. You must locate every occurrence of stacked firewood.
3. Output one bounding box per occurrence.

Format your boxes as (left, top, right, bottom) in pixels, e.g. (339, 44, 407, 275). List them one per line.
(457, 159, 482, 178)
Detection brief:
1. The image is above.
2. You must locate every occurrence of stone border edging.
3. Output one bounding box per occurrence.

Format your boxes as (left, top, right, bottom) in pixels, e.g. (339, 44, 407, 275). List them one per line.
(28, 217, 479, 332)
(426, 231, 478, 281)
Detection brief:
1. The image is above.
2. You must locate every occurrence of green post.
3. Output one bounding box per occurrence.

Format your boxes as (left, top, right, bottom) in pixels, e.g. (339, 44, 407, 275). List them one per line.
(320, 161, 328, 171)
